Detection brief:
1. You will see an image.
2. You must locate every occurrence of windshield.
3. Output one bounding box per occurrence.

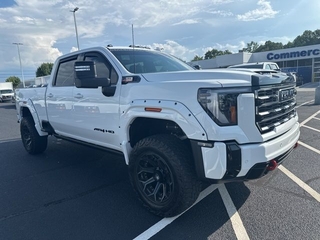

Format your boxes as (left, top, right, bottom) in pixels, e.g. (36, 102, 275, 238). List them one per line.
(110, 49, 193, 74)
(0, 89, 13, 94)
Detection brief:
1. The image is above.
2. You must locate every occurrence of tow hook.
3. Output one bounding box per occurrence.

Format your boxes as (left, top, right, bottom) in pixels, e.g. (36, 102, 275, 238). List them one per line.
(266, 160, 278, 171)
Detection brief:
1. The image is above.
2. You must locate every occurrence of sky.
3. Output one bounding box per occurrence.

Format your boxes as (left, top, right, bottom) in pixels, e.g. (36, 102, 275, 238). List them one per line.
(0, 0, 319, 82)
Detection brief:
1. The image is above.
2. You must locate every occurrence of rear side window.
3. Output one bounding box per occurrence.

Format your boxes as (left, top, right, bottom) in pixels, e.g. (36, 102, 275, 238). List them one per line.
(55, 58, 77, 86)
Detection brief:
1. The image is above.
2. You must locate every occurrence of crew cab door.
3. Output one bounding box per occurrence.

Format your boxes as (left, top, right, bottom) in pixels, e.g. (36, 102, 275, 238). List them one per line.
(72, 51, 121, 150)
(46, 55, 78, 137)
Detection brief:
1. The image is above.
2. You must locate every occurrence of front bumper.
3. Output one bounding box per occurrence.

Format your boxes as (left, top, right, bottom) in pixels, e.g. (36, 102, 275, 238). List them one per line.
(191, 121, 300, 182)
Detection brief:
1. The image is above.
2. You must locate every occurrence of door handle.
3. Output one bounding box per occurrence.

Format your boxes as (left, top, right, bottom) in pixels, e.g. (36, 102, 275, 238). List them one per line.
(74, 93, 83, 99)
(47, 93, 53, 98)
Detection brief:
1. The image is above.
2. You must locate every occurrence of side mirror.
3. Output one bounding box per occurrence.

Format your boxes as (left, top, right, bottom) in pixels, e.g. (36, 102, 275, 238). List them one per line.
(74, 61, 111, 88)
(193, 64, 202, 70)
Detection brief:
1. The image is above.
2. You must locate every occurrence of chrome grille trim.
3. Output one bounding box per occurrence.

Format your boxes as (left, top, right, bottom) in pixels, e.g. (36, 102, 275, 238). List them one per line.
(255, 85, 297, 133)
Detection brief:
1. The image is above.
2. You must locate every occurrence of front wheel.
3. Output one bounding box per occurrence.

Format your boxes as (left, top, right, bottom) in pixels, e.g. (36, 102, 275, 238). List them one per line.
(129, 134, 201, 217)
(20, 116, 48, 154)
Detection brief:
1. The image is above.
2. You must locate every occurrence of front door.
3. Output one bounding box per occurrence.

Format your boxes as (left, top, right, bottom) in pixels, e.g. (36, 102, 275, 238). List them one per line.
(71, 51, 121, 151)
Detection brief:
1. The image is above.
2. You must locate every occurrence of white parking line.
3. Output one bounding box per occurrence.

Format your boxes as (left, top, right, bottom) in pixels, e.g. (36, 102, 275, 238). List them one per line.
(133, 184, 219, 240)
(298, 140, 320, 157)
(0, 138, 20, 143)
(301, 125, 320, 133)
(300, 110, 320, 126)
(279, 165, 320, 202)
(296, 100, 314, 108)
(218, 185, 250, 240)
(314, 117, 320, 121)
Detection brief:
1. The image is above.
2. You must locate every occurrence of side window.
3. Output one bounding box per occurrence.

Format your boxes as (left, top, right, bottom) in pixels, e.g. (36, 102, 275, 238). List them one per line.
(84, 53, 119, 85)
(270, 64, 279, 70)
(265, 64, 271, 69)
(55, 58, 77, 87)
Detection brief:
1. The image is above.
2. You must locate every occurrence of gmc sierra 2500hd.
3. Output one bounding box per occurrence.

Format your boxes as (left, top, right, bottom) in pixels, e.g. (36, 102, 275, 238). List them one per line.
(16, 46, 300, 217)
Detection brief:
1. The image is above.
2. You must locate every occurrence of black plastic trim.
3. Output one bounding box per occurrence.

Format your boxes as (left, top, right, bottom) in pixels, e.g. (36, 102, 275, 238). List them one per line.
(223, 142, 242, 179)
(54, 134, 124, 156)
(190, 138, 296, 183)
(190, 140, 208, 181)
(41, 120, 55, 135)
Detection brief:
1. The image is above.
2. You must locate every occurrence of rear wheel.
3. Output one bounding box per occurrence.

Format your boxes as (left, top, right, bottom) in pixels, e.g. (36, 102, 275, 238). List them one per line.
(20, 116, 48, 154)
(129, 134, 201, 217)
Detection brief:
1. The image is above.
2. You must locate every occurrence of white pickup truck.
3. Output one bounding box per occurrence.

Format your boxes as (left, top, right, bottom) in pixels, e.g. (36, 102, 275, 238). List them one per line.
(16, 46, 300, 217)
(228, 62, 297, 83)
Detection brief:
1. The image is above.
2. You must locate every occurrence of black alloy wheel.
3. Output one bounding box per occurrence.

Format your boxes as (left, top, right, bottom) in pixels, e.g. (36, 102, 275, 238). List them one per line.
(129, 134, 201, 217)
(20, 116, 48, 154)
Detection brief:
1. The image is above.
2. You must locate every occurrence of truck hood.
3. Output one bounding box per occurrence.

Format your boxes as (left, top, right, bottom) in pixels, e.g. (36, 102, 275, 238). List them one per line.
(141, 69, 294, 87)
(141, 70, 254, 87)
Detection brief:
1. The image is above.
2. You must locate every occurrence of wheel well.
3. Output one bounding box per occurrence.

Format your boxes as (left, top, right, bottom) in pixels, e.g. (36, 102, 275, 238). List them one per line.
(129, 118, 188, 148)
(21, 107, 32, 120)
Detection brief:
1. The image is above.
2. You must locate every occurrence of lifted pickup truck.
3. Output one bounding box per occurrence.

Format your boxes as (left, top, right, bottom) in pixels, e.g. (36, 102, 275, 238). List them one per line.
(16, 46, 300, 217)
(228, 62, 297, 83)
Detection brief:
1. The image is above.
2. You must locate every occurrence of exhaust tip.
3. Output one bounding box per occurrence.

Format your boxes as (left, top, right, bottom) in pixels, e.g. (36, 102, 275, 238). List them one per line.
(267, 159, 278, 171)
(294, 142, 299, 148)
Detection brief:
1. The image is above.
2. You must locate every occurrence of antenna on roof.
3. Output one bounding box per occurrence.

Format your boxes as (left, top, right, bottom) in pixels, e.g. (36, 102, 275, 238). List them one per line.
(131, 24, 136, 73)
(131, 24, 135, 49)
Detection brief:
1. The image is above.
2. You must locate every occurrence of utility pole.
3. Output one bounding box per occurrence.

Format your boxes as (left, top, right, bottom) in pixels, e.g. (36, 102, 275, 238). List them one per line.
(12, 42, 25, 88)
(70, 7, 80, 50)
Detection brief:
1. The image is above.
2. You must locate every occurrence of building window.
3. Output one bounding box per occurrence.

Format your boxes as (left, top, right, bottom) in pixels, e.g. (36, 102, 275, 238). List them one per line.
(298, 58, 312, 66)
(276, 61, 284, 68)
(286, 60, 297, 67)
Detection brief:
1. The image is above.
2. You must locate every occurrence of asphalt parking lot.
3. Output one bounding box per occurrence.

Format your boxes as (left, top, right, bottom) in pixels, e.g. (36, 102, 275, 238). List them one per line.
(0, 87, 319, 240)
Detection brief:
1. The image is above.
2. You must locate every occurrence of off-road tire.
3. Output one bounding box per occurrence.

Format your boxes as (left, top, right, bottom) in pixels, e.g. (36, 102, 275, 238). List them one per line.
(20, 116, 48, 154)
(129, 134, 201, 217)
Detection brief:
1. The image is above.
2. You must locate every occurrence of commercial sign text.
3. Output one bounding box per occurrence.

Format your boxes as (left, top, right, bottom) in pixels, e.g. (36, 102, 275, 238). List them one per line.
(267, 49, 320, 60)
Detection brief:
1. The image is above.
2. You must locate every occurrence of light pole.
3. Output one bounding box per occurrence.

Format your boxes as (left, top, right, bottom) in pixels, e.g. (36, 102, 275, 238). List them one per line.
(12, 42, 25, 88)
(70, 7, 80, 50)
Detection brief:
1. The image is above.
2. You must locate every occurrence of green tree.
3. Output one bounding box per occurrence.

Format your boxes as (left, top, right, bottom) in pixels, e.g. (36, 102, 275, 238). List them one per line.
(254, 40, 283, 52)
(242, 41, 260, 53)
(5, 76, 21, 88)
(191, 55, 204, 61)
(204, 48, 231, 59)
(222, 50, 232, 55)
(36, 62, 54, 77)
(283, 41, 294, 49)
(288, 30, 320, 48)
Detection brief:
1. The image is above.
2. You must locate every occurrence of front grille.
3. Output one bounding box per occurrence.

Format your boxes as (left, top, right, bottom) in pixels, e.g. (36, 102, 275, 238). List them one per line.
(255, 85, 297, 134)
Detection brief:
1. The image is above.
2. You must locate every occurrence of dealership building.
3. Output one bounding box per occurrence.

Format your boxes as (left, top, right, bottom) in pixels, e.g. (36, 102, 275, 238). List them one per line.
(190, 44, 320, 84)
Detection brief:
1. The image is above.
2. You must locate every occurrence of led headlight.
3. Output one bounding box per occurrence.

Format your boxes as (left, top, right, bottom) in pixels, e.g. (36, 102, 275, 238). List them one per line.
(198, 88, 250, 126)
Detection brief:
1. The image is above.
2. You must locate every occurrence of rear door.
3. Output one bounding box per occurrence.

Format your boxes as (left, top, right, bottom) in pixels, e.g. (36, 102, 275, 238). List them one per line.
(71, 51, 121, 150)
(46, 55, 78, 137)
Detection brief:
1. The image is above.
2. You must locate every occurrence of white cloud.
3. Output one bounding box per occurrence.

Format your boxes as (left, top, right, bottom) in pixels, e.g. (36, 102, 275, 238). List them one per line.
(0, 0, 316, 81)
(201, 41, 246, 54)
(211, 0, 234, 4)
(70, 47, 78, 52)
(151, 40, 198, 61)
(209, 10, 234, 17)
(237, 0, 279, 21)
(13, 16, 36, 24)
(172, 19, 199, 26)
